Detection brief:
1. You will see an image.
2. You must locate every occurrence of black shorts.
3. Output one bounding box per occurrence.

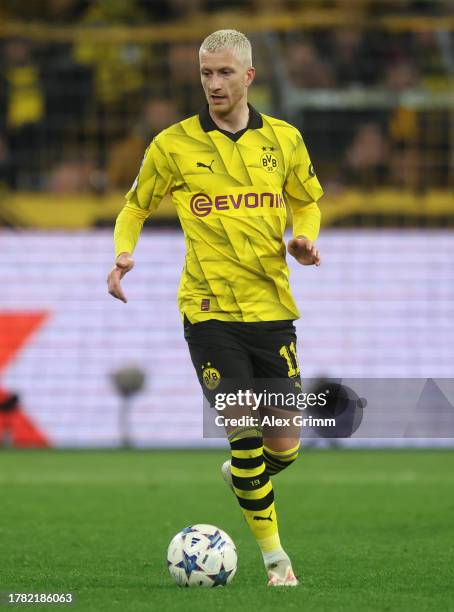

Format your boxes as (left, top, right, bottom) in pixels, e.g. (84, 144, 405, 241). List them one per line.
(183, 315, 302, 409)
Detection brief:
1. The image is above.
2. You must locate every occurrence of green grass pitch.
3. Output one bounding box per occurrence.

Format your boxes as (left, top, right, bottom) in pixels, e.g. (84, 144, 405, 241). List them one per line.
(1, 449, 453, 611)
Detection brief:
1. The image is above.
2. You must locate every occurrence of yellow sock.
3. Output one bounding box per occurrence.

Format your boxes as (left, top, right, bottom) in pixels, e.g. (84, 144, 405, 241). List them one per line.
(229, 431, 282, 554)
(263, 442, 300, 476)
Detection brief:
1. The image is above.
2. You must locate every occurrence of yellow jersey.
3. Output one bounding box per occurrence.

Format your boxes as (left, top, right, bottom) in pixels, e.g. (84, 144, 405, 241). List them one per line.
(114, 105, 323, 323)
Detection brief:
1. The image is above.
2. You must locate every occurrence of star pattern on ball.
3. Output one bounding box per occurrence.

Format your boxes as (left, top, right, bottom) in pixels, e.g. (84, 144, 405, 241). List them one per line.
(208, 564, 234, 587)
(176, 550, 204, 578)
(207, 530, 223, 549)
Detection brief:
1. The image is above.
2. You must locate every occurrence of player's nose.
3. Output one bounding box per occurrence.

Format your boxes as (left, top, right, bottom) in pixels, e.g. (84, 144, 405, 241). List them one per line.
(209, 77, 222, 91)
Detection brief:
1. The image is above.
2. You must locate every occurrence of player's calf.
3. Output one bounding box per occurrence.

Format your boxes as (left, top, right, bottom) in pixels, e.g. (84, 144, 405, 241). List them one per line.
(263, 441, 300, 476)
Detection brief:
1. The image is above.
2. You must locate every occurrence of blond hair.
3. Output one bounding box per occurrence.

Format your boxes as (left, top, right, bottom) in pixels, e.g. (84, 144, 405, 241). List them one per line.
(199, 29, 252, 66)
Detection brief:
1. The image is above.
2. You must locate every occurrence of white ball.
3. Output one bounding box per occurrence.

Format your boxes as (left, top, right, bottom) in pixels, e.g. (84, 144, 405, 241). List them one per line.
(167, 524, 237, 587)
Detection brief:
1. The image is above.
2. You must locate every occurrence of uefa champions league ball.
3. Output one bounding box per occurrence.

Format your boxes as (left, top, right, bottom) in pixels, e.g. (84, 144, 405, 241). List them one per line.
(167, 524, 237, 587)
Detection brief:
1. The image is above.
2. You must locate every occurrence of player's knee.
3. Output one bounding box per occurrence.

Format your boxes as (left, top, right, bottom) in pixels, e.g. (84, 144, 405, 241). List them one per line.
(262, 437, 300, 454)
(262, 440, 300, 476)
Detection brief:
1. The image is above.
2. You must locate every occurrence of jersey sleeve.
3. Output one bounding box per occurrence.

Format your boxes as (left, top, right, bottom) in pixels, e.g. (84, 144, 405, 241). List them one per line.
(284, 133, 323, 242)
(114, 135, 174, 257)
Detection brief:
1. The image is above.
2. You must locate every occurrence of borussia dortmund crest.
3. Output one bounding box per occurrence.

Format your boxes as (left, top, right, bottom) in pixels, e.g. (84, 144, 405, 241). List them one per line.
(202, 363, 221, 390)
(261, 151, 278, 173)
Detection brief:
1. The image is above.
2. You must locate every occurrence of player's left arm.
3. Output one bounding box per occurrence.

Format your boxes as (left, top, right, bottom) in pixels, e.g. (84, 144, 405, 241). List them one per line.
(284, 132, 324, 266)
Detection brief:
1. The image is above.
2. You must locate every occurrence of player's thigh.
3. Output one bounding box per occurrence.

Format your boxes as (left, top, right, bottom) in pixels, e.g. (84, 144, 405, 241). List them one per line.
(249, 320, 301, 381)
(184, 317, 255, 434)
(249, 321, 302, 442)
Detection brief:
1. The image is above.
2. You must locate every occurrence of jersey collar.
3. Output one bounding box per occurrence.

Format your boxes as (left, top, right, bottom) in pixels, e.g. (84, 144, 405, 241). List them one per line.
(198, 103, 263, 141)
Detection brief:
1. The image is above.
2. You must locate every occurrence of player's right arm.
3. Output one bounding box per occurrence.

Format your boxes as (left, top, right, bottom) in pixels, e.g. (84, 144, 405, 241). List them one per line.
(107, 135, 174, 302)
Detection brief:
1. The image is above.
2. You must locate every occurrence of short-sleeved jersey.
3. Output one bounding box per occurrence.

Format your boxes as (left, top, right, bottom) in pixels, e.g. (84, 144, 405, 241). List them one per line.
(119, 105, 323, 323)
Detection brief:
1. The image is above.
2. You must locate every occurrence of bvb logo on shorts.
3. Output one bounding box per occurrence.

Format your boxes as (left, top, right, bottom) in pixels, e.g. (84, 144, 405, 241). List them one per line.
(202, 363, 221, 390)
(261, 151, 278, 173)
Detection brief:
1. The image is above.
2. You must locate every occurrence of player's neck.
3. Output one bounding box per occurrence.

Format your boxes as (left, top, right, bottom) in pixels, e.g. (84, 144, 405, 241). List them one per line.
(209, 101, 250, 134)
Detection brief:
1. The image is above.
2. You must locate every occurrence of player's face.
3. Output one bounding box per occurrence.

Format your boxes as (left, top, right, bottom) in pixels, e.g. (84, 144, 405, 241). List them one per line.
(200, 48, 255, 115)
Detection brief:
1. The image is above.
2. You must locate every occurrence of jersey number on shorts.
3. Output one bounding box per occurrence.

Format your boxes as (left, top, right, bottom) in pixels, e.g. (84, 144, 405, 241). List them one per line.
(279, 342, 300, 378)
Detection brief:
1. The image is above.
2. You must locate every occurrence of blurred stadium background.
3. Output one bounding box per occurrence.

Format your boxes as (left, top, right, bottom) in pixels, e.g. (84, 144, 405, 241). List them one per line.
(1, 0, 453, 449)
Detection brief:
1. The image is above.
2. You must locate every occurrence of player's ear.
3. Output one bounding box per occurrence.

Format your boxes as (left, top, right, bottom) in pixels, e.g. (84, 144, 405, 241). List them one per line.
(245, 66, 255, 87)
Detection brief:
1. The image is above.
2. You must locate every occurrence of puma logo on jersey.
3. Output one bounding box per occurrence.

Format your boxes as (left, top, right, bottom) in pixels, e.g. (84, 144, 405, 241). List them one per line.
(253, 510, 273, 522)
(196, 160, 214, 173)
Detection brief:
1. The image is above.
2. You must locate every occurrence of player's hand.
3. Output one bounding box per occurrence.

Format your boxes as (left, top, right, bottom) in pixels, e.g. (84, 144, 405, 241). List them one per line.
(287, 236, 321, 266)
(107, 252, 134, 303)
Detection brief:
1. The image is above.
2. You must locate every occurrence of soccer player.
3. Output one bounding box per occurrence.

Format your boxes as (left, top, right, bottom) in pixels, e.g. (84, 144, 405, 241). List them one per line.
(107, 29, 323, 586)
